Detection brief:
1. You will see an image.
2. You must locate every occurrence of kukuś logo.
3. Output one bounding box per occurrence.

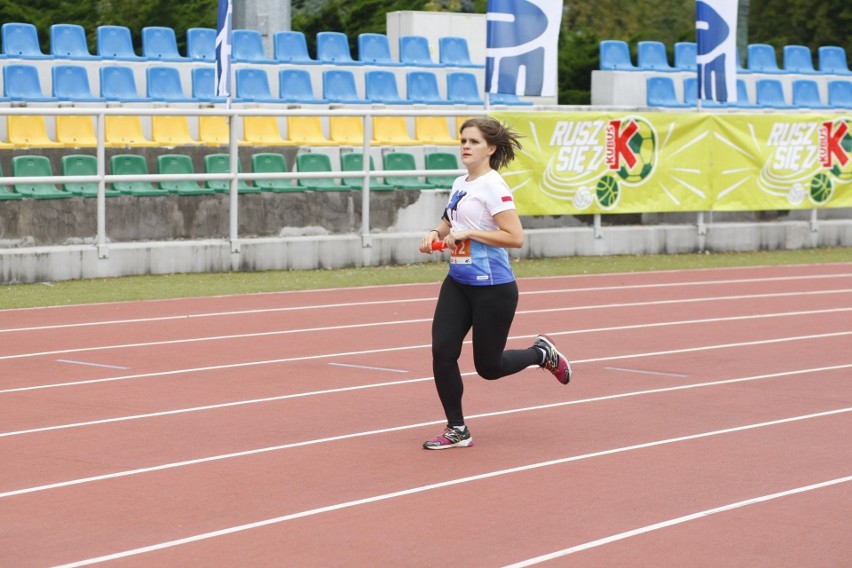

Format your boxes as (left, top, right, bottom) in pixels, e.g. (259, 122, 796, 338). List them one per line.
(605, 117, 657, 185)
(820, 118, 852, 182)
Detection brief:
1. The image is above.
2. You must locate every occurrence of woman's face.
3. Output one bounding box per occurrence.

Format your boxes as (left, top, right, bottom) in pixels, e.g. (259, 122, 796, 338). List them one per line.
(459, 126, 495, 170)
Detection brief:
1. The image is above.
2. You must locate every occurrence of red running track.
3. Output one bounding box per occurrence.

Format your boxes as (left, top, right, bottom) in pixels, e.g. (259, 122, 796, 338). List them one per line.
(1, 263, 851, 567)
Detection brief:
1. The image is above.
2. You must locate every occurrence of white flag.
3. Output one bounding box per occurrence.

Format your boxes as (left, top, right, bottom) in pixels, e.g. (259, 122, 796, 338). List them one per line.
(696, 0, 738, 103)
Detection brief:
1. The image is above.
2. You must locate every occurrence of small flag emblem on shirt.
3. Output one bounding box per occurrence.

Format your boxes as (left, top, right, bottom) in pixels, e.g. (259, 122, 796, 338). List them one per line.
(501, 195, 513, 202)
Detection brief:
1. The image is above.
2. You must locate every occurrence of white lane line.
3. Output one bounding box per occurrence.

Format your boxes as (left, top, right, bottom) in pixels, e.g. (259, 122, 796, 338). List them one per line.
(52, 406, 852, 568)
(503, 474, 852, 567)
(605, 367, 689, 378)
(55, 360, 130, 370)
(328, 362, 409, 373)
(1, 274, 849, 334)
(3, 363, 850, 497)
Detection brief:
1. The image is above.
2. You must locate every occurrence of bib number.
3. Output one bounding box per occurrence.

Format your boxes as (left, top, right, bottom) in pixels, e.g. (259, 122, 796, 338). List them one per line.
(449, 240, 472, 264)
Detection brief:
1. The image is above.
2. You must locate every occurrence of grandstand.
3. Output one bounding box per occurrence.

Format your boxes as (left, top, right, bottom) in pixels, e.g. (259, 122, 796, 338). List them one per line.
(0, 14, 850, 284)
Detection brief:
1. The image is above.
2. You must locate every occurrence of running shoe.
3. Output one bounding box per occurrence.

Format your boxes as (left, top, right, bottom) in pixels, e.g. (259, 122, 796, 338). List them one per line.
(534, 335, 572, 385)
(423, 426, 473, 450)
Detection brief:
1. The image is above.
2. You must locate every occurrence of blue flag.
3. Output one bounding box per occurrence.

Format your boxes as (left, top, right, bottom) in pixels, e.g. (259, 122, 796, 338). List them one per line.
(215, 0, 233, 97)
(696, 0, 738, 103)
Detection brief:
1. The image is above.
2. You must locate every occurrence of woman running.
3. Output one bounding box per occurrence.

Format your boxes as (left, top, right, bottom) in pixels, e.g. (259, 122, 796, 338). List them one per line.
(419, 117, 573, 450)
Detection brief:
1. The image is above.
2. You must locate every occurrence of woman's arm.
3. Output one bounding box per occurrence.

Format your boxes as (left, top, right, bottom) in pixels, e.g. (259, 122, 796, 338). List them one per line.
(419, 219, 453, 253)
(449, 209, 524, 249)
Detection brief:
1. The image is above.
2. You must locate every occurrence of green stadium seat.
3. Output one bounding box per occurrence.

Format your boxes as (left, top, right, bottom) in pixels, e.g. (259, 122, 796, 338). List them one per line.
(424, 152, 460, 189)
(0, 162, 24, 200)
(109, 154, 168, 196)
(250, 153, 297, 192)
(12, 155, 73, 199)
(382, 152, 435, 190)
(204, 154, 259, 193)
(296, 153, 347, 191)
(61, 154, 121, 197)
(156, 154, 215, 195)
(340, 153, 393, 191)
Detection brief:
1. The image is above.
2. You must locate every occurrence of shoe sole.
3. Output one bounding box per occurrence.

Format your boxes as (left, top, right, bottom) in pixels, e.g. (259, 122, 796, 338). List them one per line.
(423, 438, 474, 450)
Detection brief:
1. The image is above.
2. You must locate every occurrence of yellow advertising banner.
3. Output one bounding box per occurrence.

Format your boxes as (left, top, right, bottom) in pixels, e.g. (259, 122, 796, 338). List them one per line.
(492, 111, 852, 214)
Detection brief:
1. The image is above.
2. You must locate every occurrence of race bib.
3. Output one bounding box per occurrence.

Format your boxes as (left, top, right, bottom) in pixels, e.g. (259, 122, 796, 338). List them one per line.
(449, 240, 472, 264)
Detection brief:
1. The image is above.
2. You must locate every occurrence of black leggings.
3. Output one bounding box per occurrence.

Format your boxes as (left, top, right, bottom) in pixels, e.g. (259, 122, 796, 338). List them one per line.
(431, 276, 541, 427)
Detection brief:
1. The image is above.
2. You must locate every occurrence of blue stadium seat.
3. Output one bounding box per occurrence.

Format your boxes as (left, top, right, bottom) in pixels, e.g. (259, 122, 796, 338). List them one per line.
(279, 69, 327, 104)
(97, 25, 144, 60)
(791, 79, 828, 108)
(142, 26, 186, 61)
(400, 35, 439, 67)
(488, 92, 533, 106)
(637, 41, 674, 71)
(783, 45, 817, 74)
(755, 79, 794, 108)
(827, 80, 852, 108)
(147, 66, 190, 102)
(730, 79, 758, 108)
(439, 36, 482, 68)
(191, 67, 228, 103)
(447, 72, 484, 105)
(50, 24, 100, 59)
(1, 23, 48, 59)
(52, 65, 104, 102)
(234, 68, 283, 103)
(3, 64, 56, 101)
(358, 33, 399, 66)
(599, 40, 636, 71)
(747, 44, 783, 73)
(322, 69, 369, 104)
(187, 28, 216, 61)
(273, 31, 318, 64)
(674, 42, 696, 71)
(685, 77, 752, 107)
(406, 71, 451, 104)
(646, 76, 689, 108)
(316, 31, 360, 65)
(365, 70, 408, 104)
(232, 29, 275, 63)
(100, 66, 148, 102)
(818, 46, 852, 75)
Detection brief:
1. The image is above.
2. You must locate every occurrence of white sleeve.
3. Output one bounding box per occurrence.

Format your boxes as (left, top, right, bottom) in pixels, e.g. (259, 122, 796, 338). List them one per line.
(485, 173, 516, 216)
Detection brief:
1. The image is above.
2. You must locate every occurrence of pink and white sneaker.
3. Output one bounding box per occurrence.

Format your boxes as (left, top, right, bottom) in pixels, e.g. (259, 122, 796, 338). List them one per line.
(534, 335, 573, 385)
(423, 426, 473, 450)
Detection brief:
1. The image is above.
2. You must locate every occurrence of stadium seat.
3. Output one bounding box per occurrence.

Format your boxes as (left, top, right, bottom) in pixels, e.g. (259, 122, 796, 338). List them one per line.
(187, 28, 216, 61)
(827, 80, 852, 108)
(730, 79, 758, 108)
(316, 31, 360, 65)
(646, 76, 690, 108)
(50, 24, 100, 59)
(156, 154, 214, 195)
(322, 69, 370, 104)
(110, 154, 168, 196)
(747, 44, 783, 73)
(358, 33, 399, 66)
(340, 153, 393, 190)
(52, 65, 104, 102)
(56, 115, 98, 147)
(147, 66, 191, 102)
(685, 77, 753, 107)
(232, 29, 275, 63)
(279, 69, 328, 104)
(204, 154, 259, 193)
(273, 31, 318, 64)
(296, 153, 347, 191)
(365, 70, 408, 105)
(373, 116, 419, 145)
(3, 64, 56, 102)
(488, 92, 533, 106)
(251, 152, 297, 192)
(447, 72, 484, 104)
(0, 163, 25, 200)
(198, 115, 230, 145)
(191, 67, 228, 103)
(439, 36, 481, 68)
(818, 46, 852, 75)
(97, 25, 144, 60)
(1, 23, 48, 58)
(329, 116, 368, 145)
(599, 40, 636, 71)
(142, 26, 186, 61)
(424, 152, 460, 189)
(242, 116, 292, 146)
(152, 116, 198, 146)
(287, 116, 336, 146)
(60, 155, 120, 198)
(382, 152, 435, 190)
(100, 66, 148, 102)
(105, 116, 158, 147)
(674, 42, 697, 71)
(12, 155, 73, 199)
(406, 71, 451, 104)
(755, 78, 794, 108)
(414, 116, 457, 145)
(399, 35, 439, 67)
(7, 116, 62, 147)
(637, 41, 674, 71)
(235, 68, 283, 103)
(791, 79, 828, 109)
(783, 45, 817, 74)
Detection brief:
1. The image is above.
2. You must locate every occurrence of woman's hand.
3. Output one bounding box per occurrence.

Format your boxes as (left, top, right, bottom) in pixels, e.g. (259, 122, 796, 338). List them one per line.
(419, 230, 441, 253)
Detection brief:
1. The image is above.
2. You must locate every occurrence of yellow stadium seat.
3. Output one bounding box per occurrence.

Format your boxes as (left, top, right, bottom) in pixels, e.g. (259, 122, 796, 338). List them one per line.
(7, 115, 63, 148)
(152, 116, 198, 146)
(372, 116, 419, 146)
(242, 116, 294, 146)
(55, 115, 97, 147)
(286, 116, 336, 146)
(415, 116, 457, 146)
(198, 115, 229, 146)
(105, 116, 158, 147)
(329, 116, 373, 146)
